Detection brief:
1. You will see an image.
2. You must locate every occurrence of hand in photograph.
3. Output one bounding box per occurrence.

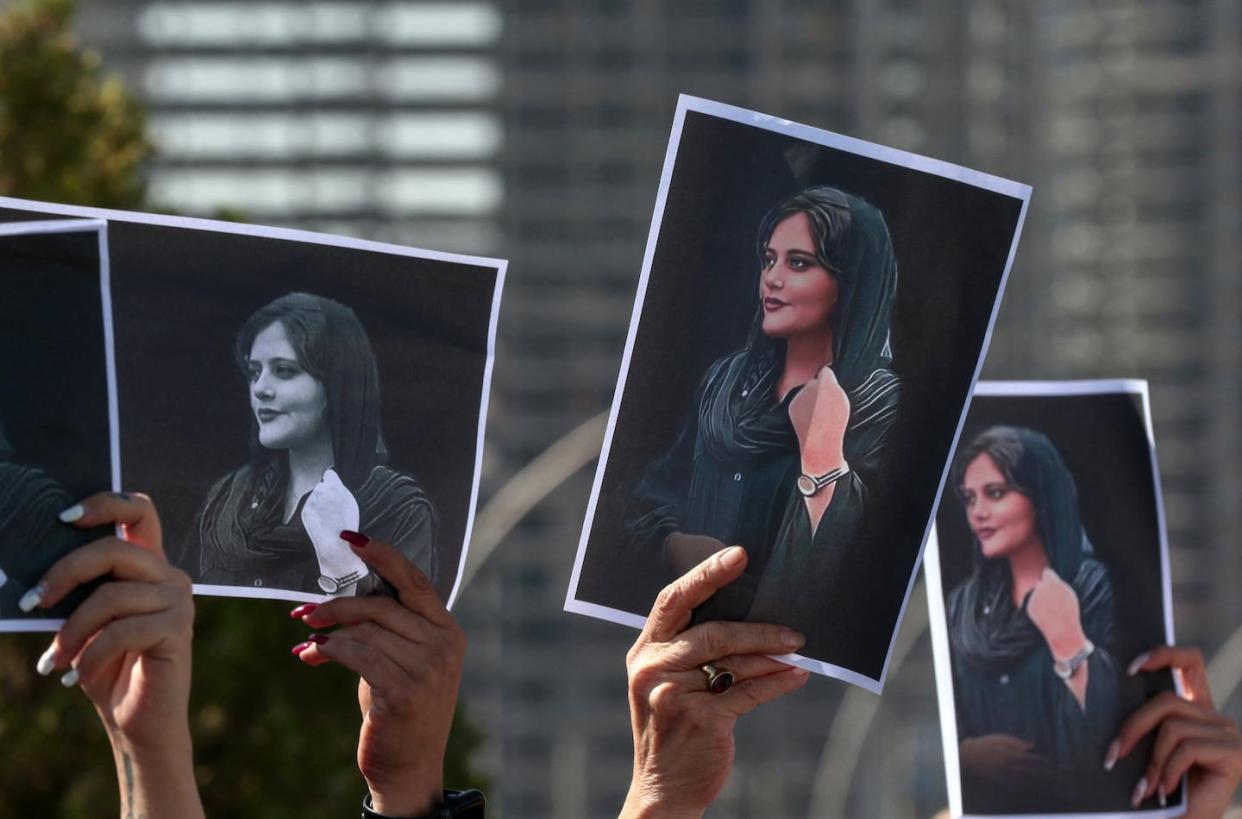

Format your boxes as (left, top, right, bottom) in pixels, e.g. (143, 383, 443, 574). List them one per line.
(291, 531, 466, 816)
(787, 364, 850, 475)
(24, 491, 203, 819)
(1110, 646, 1242, 815)
(620, 546, 811, 819)
(958, 734, 1054, 784)
(1025, 566, 1092, 703)
(300, 467, 367, 593)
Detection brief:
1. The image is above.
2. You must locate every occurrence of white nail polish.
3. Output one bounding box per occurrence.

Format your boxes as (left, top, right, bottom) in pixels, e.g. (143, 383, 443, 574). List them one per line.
(1127, 652, 1151, 676)
(1131, 777, 1148, 808)
(59, 668, 79, 687)
(1158, 785, 1166, 807)
(58, 504, 85, 523)
(1103, 739, 1119, 771)
(36, 644, 58, 676)
(18, 582, 46, 613)
(0, 566, 7, 589)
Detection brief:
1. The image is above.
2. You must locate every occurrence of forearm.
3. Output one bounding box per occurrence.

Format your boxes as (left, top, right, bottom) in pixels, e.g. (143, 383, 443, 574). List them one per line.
(107, 729, 204, 819)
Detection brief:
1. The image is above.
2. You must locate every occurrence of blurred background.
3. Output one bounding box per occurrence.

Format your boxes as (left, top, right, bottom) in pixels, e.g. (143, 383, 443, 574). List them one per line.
(0, 0, 1239, 816)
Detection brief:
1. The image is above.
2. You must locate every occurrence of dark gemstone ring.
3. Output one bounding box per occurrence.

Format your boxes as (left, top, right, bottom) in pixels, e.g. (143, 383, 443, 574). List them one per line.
(700, 663, 734, 695)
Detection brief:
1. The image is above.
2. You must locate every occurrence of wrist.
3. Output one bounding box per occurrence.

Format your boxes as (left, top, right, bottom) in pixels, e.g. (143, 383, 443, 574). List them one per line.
(620, 785, 706, 819)
(1046, 629, 1090, 663)
(367, 777, 443, 817)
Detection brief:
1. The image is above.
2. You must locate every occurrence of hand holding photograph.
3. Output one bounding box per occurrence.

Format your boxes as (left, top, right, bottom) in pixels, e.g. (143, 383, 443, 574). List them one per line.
(926, 380, 1186, 818)
(0, 219, 119, 630)
(566, 95, 1031, 691)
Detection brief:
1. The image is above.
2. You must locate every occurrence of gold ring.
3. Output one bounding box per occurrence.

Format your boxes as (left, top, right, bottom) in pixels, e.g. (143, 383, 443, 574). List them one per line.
(700, 662, 734, 695)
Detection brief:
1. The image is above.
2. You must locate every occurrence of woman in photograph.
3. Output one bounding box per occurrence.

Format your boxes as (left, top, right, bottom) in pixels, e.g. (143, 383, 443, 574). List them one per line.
(626, 185, 899, 659)
(183, 292, 437, 596)
(947, 425, 1124, 811)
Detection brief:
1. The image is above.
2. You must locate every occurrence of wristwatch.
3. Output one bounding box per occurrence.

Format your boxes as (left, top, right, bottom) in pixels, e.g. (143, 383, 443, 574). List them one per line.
(361, 789, 485, 818)
(318, 570, 365, 594)
(796, 463, 850, 497)
(1053, 639, 1095, 680)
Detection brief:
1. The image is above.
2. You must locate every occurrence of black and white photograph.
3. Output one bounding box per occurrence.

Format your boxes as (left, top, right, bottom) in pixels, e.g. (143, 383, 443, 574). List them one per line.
(0, 219, 119, 630)
(565, 95, 1031, 691)
(925, 380, 1183, 818)
(0, 197, 505, 607)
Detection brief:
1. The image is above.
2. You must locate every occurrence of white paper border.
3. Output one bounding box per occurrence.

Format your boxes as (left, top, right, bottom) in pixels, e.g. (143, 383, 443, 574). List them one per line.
(0, 198, 507, 611)
(564, 94, 1032, 693)
(924, 378, 1185, 818)
(0, 218, 120, 632)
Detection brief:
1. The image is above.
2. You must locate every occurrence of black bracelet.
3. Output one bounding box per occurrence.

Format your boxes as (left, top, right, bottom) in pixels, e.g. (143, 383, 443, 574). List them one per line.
(361, 789, 485, 819)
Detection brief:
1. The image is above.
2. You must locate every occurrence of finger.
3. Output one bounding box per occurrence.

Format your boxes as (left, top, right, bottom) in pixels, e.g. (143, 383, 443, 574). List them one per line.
(1143, 717, 1227, 797)
(24, 537, 173, 612)
(338, 532, 451, 627)
(1159, 737, 1242, 799)
(1111, 691, 1231, 762)
(1127, 646, 1213, 705)
(666, 653, 797, 693)
(293, 596, 432, 644)
(60, 492, 163, 555)
(718, 665, 810, 717)
(71, 609, 190, 688)
(663, 620, 804, 669)
(295, 632, 411, 694)
(643, 546, 748, 643)
(44, 579, 186, 673)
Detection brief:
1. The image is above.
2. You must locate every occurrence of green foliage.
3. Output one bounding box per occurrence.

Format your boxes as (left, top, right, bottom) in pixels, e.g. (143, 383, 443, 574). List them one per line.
(0, 1, 488, 814)
(0, 0, 152, 207)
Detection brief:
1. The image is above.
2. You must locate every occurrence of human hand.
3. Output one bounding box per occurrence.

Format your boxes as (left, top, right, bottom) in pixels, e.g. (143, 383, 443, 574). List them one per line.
(292, 531, 465, 816)
(1025, 567, 1089, 660)
(959, 734, 1054, 783)
(1109, 646, 1241, 814)
(301, 468, 367, 592)
(620, 546, 810, 819)
(25, 492, 202, 818)
(788, 365, 849, 475)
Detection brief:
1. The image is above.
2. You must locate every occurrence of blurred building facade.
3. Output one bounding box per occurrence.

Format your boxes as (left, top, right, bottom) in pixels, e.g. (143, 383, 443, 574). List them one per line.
(75, 1, 1240, 816)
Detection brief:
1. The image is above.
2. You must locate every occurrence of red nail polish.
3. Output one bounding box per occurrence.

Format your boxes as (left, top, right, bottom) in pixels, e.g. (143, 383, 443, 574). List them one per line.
(340, 530, 370, 547)
(291, 642, 311, 656)
(307, 633, 329, 644)
(289, 603, 319, 619)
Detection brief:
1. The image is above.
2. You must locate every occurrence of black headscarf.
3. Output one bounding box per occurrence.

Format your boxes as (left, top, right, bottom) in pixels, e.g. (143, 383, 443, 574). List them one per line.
(698, 186, 899, 463)
(948, 426, 1112, 674)
(201, 292, 388, 570)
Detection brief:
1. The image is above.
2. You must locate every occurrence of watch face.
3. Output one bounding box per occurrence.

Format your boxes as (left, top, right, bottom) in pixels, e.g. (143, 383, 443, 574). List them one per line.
(797, 474, 816, 496)
(317, 575, 337, 594)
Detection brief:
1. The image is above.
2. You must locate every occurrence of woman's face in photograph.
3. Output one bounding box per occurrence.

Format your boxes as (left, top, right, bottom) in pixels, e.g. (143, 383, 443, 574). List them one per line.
(246, 321, 329, 452)
(760, 211, 839, 340)
(960, 453, 1039, 560)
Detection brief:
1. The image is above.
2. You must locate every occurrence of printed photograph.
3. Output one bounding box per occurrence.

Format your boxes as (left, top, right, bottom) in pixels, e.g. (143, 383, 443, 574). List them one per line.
(926, 381, 1182, 818)
(0, 199, 505, 607)
(566, 95, 1031, 690)
(0, 219, 118, 630)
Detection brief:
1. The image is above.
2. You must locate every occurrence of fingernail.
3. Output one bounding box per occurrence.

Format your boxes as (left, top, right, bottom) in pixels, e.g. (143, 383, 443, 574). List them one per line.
(307, 633, 329, 644)
(340, 530, 369, 548)
(780, 628, 805, 650)
(1127, 652, 1151, 676)
(1158, 785, 1166, 807)
(721, 546, 745, 569)
(0, 566, 7, 589)
(59, 667, 79, 687)
(36, 643, 59, 676)
(18, 581, 47, 613)
(289, 603, 318, 619)
(291, 642, 311, 656)
(1130, 777, 1147, 808)
(58, 504, 85, 523)
(1103, 739, 1119, 771)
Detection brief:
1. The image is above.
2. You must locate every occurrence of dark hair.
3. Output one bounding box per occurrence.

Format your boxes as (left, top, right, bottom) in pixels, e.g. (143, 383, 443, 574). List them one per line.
(755, 185, 853, 276)
(951, 425, 1028, 503)
(236, 292, 387, 492)
(951, 425, 1090, 581)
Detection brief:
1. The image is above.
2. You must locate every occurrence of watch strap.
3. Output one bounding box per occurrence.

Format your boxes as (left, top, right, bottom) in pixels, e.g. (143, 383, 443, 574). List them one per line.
(1053, 639, 1095, 680)
(362, 789, 485, 819)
